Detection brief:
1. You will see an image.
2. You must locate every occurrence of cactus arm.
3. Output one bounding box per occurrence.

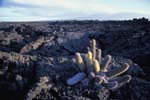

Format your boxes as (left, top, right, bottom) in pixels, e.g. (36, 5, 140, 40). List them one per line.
(75, 53, 86, 71)
(86, 51, 93, 67)
(103, 81, 118, 90)
(88, 72, 95, 80)
(96, 49, 102, 63)
(106, 63, 129, 78)
(91, 39, 96, 59)
(116, 75, 132, 90)
(95, 75, 103, 84)
(87, 46, 91, 52)
(71, 58, 80, 71)
(93, 59, 100, 72)
(81, 78, 90, 86)
(116, 75, 132, 84)
(85, 51, 93, 73)
(67, 72, 86, 85)
(101, 55, 112, 72)
(109, 75, 132, 90)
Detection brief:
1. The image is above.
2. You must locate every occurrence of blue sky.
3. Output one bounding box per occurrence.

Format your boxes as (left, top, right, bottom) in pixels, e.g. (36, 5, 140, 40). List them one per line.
(0, 0, 150, 21)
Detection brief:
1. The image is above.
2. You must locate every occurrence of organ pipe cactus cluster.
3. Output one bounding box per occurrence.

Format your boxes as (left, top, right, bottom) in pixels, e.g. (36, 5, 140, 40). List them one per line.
(67, 39, 132, 90)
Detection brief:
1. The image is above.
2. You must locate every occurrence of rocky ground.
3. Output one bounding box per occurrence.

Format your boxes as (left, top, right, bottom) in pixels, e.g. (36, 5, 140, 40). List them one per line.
(0, 19, 150, 100)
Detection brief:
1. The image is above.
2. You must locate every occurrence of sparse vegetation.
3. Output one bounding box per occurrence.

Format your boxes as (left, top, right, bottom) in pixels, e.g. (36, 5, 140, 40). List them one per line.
(67, 39, 131, 90)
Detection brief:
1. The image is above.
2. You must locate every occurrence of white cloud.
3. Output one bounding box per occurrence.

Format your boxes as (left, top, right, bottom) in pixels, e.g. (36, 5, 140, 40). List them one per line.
(0, 0, 150, 21)
(11, 0, 115, 13)
(10, 0, 150, 14)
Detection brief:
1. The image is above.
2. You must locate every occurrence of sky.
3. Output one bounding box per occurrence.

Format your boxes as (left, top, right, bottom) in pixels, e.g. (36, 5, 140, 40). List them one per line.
(0, 0, 150, 21)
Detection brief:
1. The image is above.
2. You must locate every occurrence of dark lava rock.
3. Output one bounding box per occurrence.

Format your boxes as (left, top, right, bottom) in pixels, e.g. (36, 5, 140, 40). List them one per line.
(0, 51, 37, 100)
(0, 20, 150, 100)
(24, 55, 147, 100)
(110, 77, 150, 100)
(0, 31, 24, 52)
(25, 76, 109, 100)
(93, 30, 150, 67)
(19, 31, 90, 57)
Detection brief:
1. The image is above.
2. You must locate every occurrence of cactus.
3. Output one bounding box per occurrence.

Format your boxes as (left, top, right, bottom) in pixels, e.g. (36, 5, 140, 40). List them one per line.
(85, 51, 93, 72)
(81, 78, 90, 86)
(87, 46, 91, 52)
(75, 53, 86, 71)
(91, 39, 96, 59)
(108, 75, 132, 90)
(95, 75, 103, 84)
(96, 49, 102, 62)
(88, 72, 95, 80)
(93, 59, 100, 72)
(101, 55, 112, 72)
(106, 63, 129, 78)
(112, 75, 132, 88)
(67, 39, 132, 90)
(103, 81, 118, 90)
(67, 72, 86, 85)
(115, 74, 131, 84)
